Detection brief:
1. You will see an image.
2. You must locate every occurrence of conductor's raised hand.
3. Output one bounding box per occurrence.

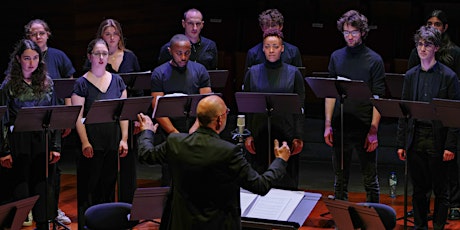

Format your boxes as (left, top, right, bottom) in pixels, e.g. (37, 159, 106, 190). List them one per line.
(274, 139, 290, 162)
(137, 113, 158, 133)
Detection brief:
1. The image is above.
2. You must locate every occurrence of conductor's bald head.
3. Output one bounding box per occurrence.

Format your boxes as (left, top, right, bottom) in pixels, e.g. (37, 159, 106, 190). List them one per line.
(197, 95, 228, 133)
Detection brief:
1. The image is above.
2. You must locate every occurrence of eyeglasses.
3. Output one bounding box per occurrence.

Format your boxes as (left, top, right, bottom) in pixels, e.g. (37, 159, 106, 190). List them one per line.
(416, 42, 434, 49)
(29, 31, 47, 37)
(92, 52, 109, 57)
(343, 30, 360, 37)
(217, 108, 230, 117)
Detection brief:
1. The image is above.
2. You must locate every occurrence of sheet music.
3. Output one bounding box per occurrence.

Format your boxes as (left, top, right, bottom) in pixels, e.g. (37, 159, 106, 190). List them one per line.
(337, 76, 351, 81)
(240, 190, 258, 216)
(151, 93, 187, 118)
(242, 188, 305, 221)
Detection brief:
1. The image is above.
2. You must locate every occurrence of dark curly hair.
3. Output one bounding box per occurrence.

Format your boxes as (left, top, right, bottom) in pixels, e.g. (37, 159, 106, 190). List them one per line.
(4, 39, 51, 96)
(337, 10, 370, 39)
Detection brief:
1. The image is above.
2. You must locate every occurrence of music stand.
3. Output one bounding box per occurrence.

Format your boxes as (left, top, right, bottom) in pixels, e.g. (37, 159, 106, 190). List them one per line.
(305, 77, 372, 201)
(371, 98, 436, 229)
(323, 197, 387, 230)
(432, 98, 460, 128)
(119, 71, 152, 91)
(234, 92, 302, 167)
(53, 78, 77, 99)
(129, 187, 170, 224)
(384, 73, 405, 99)
(152, 93, 221, 130)
(14, 105, 81, 230)
(0, 106, 6, 120)
(0, 195, 39, 230)
(208, 70, 229, 91)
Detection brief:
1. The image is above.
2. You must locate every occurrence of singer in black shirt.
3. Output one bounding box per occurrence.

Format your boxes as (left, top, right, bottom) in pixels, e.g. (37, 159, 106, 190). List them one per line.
(243, 28, 305, 189)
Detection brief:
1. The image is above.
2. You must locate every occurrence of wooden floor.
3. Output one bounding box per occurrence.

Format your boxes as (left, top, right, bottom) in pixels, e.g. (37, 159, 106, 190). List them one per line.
(20, 174, 460, 230)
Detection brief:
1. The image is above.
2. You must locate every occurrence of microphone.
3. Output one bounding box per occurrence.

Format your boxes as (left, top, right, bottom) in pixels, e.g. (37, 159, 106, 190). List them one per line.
(231, 114, 250, 147)
(237, 115, 245, 137)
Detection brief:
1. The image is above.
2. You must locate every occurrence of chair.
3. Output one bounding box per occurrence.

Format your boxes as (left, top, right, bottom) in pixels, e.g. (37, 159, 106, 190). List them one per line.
(357, 202, 397, 230)
(84, 202, 138, 230)
(84, 187, 170, 230)
(324, 197, 397, 230)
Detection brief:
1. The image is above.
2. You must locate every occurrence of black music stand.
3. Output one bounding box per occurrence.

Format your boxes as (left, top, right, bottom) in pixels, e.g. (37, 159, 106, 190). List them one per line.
(370, 98, 436, 229)
(84, 96, 153, 200)
(432, 98, 460, 128)
(305, 77, 372, 201)
(323, 197, 389, 230)
(152, 93, 220, 130)
(119, 71, 152, 92)
(129, 187, 170, 224)
(53, 78, 77, 99)
(0, 106, 6, 120)
(0, 195, 39, 230)
(234, 92, 302, 167)
(208, 70, 229, 91)
(14, 105, 81, 230)
(384, 73, 405, 99)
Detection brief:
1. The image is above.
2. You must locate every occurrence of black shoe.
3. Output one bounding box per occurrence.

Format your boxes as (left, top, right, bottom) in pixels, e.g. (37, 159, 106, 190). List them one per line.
(449, 208, 460, 220)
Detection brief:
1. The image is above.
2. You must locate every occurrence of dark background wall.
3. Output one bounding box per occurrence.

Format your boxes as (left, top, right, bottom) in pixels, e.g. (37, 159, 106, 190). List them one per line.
(2, 0, 460, 91)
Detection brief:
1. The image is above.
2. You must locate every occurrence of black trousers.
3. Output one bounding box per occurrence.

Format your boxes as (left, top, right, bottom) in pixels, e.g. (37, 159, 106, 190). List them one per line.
(77, 148, 118, 230)
(409, 127, 449, 230)
(331, 129, 380, 203)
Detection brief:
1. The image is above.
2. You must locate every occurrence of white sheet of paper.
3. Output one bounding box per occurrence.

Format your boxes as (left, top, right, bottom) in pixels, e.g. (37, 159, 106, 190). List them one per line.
(244, 188, 305, 221)
(240, 191, 258, 215)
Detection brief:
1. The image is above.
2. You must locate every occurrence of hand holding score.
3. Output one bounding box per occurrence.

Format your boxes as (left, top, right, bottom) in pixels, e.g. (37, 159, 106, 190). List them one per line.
(274, 139, 290, 162)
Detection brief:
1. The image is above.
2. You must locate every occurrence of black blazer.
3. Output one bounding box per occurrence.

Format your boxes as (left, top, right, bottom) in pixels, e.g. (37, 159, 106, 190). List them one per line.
(397, 62, 460, 154)
(137, 126, 288, 230)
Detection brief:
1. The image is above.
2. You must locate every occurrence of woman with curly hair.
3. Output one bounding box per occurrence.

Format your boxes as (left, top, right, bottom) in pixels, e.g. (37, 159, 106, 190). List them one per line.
(0, 39, 61, 230)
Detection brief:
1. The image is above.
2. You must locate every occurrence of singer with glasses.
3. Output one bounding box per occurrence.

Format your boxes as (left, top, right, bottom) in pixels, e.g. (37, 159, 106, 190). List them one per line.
(406, 10, 460, 221)
(71, 38, 129, 230)
(324, 10, 385, 203)
(397, 25, 460, 230)
(243, 28, 305, 190)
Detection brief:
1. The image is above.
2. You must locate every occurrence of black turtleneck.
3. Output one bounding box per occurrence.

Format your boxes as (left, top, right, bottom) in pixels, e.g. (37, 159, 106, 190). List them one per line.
(328, 42, 386, 127)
